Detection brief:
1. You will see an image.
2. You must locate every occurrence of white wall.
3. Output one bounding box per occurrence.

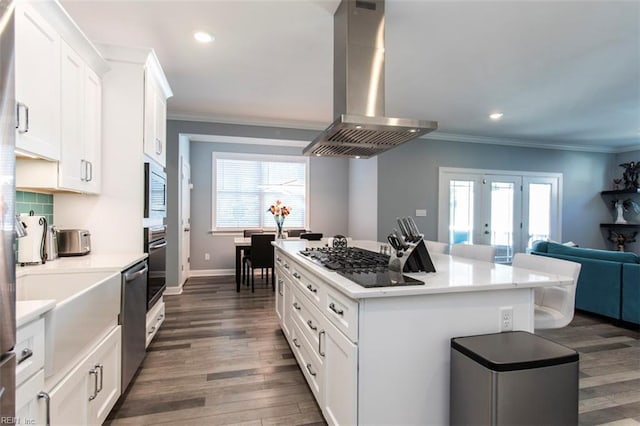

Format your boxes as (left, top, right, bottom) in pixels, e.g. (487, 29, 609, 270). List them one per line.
(348, 157, 378, 241)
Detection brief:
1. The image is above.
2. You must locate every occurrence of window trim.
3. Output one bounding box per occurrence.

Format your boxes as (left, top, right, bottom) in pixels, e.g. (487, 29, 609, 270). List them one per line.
(211, 152, 310, 233)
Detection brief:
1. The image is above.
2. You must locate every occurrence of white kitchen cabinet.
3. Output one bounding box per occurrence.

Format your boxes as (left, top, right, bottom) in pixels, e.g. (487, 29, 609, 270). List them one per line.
(58, 40, 102, 193)
(146, 298, 165, 348)
(48, 326, 121, 426)
(144, 59, 170, 168)
(16, 369, 46, 425)
(320, 318, 357, 426)
(15, 2, 61, 160)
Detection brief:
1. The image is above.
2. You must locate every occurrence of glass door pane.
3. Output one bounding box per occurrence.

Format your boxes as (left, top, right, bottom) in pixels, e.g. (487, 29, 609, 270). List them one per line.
(526, 183, 552, 248)
(449, 180, 474, 245)
(490, 181, 515, 263)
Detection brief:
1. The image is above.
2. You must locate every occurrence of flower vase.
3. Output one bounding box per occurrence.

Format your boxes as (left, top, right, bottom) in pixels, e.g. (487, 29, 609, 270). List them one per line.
(275, 217, 285, 239)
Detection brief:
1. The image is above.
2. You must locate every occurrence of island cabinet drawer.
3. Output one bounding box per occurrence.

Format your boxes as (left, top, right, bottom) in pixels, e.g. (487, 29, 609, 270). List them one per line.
(290, 285, 325, 361)
(325, 286, 359, 343)
(289, 317, 323, 402)
(289, 264, 324, 307)
(16, 317, 45, 387)
(275, 251, 293, 277)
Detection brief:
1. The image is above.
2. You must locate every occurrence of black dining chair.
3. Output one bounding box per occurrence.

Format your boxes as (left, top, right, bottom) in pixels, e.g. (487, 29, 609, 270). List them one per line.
(242, 229, 263, 285)
(300, 232, 323, 241)
(244, 234, 276, 292)
(286, 229, 308, 238)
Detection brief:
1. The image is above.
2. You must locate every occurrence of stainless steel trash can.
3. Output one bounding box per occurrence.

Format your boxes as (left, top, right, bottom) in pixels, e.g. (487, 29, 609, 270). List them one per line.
(450, 331, 579, 425)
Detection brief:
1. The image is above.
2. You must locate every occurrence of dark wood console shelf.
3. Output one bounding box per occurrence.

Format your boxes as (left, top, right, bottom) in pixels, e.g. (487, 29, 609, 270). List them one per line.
(601, 189, 640, 195)
(600, 223, 640, 229)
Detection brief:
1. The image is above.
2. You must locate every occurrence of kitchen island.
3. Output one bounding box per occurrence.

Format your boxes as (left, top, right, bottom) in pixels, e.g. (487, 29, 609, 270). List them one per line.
(273, 240, 573, 425)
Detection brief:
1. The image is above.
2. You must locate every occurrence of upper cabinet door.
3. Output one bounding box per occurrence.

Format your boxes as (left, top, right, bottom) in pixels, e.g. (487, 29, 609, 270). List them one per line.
(15, 3, 61, 160)
(82, 67, 102, 194)
(143, 69, 167, 168)
(59, 41, 84, 190)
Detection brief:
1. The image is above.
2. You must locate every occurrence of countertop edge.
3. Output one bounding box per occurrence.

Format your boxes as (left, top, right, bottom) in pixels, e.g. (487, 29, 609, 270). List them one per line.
(17, 300, 56, 328)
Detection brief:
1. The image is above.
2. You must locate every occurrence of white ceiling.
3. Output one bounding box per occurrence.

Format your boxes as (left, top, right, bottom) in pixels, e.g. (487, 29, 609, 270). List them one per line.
(61, 0, 640, 152)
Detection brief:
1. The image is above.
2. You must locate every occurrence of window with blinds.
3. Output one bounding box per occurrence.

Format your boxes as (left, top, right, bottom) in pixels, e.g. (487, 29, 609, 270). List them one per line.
(212, 153, 308, 231)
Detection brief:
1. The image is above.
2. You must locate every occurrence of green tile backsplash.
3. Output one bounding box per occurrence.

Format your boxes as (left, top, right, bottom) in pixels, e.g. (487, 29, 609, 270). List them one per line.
(16, 191, 54, 224)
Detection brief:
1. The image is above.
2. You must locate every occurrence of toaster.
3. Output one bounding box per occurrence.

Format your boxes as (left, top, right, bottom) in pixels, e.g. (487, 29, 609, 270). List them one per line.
(57, 229, 91, 256)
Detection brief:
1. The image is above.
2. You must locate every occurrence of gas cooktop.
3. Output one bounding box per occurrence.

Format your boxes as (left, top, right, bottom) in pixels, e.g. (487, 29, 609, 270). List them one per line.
(299, 247, 424, 288)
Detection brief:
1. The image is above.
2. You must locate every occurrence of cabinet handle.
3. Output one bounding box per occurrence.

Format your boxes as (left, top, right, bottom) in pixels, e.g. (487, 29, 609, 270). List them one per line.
(292, 338, 301, 348)
(276, 257, 282, 263)
(292, 302, 301, 311)
(37, 392, 51, 426)
(306, 284, 317, 294)
(158, 314, 164, 320)
(96, 364, 104, 393)
(88, 368, 98, 401)
(306, 363, 317, 377)
(80, 159, 86, 181)
(306, 319, 317, 331)
(319, 330, 325, 357)
(155, 138, 162, 155)
(148, 326, 156, 335)
(278, 279, 283, 296)
(329, 302, 344, 316)
(87, 161, 93, 182)
(292, 272, 301, 279)
(284, 263, 290, 269)
(16, 102, 29, 133)
(18, 348, 33, 365)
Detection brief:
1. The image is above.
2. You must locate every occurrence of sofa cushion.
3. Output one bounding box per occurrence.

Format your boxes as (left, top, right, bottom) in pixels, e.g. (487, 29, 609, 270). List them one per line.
(546, 242, 640, 264)
(622, 264, 640, 325)
(531, 240, 549, 253)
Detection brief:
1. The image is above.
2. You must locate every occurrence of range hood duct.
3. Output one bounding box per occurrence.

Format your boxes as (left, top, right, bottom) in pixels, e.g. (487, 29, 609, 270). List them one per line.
(304, 0, 437, 159)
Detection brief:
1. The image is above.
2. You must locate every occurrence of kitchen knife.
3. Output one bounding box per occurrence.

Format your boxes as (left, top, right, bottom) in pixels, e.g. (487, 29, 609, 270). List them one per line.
(387, 234, 400, 251)
(393, 228, 409, 250)
(407, 217, 421, 240)
(402, 217, 416, 242)
(396, 217, 410, 240)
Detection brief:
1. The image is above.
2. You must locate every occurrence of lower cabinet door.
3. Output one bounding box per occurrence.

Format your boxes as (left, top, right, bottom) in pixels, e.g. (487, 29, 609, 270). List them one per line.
(49, 359, 91, 425)
(321, 320, 357, 426)
(89, 326, 122, 424)
(15, 369, 45, 425)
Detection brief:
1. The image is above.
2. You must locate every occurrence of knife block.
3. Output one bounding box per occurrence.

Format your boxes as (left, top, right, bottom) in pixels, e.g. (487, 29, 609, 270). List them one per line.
(388, 238, 436, 273)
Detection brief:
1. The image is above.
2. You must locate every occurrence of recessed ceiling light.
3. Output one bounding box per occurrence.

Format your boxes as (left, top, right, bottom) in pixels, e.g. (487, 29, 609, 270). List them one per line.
(194, 31, 213, 43)
(408, 129, 418, 133)
(489, 112, 504, 120)
(315, 153, 321, 157)
(354, 156, 361, 159)
(355, 125, 362, 129)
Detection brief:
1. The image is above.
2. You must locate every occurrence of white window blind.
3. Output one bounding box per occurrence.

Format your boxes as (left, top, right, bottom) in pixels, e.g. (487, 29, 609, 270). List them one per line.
(212, 153, 308, 231)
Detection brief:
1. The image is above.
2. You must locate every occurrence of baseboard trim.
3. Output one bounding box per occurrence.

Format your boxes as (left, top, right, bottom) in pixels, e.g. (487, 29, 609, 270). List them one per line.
(190, 269, 234, 277)
(164, 283, 184, 295)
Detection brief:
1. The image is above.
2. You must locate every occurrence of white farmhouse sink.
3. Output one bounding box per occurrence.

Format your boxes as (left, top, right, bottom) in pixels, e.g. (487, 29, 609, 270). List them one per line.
(16, 271, 121, 380)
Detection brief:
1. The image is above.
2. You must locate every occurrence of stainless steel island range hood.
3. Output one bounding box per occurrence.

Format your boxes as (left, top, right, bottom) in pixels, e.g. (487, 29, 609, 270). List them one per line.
(303, 0, 437, 159)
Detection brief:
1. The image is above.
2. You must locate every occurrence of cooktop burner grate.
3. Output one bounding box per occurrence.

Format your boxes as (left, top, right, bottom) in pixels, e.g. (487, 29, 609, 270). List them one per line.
(298, 246, 424, 288)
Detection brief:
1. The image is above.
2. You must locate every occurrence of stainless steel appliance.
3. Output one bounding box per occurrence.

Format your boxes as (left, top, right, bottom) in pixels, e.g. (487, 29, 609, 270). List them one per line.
(144, 161, 167, 220)
(120, 260, 148, 391)
(17, 212, 47, 265)
(144, 226, 166, 310)
(57, 229, 91, 256)
(303, 0, 437, 158)
(45, 225, 57, 261)
(0, 0, 16, 417)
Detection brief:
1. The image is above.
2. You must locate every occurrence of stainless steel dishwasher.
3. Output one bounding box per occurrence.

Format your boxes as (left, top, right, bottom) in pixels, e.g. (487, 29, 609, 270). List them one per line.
(121, 260, 148, 391)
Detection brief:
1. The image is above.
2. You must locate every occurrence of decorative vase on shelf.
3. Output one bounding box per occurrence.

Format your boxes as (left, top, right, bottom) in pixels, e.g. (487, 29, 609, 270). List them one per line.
(614, 200, 628, 224)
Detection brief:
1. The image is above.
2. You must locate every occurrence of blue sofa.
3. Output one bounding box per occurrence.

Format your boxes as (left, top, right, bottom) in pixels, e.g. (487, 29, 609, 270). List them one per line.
(530, 241, 640, 326)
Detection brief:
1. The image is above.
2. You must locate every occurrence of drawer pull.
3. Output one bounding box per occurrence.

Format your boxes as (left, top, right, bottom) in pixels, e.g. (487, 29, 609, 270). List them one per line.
(329, 302, 344, 316)
(37, 392, 50, 426)
(292, 272, 301, 279)
(293, 338, 301, 348)
(276, 257, 282, 263)
(284, 263, 290, 269)
(96, 364, 104, 393)
(306, 363, 317, 377)
(88, 368, 98, 401)
(18, 348, 33, 365)
(306, 284, 317, 294)
(293, 302, 301, 311)
(307, 319, 317, 331)
(319, 330, 326, 357)
(148, 326, 156, 335)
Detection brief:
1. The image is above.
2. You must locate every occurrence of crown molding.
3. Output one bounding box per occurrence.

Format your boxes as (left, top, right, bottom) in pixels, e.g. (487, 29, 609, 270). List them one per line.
(168, 113, 635, 154)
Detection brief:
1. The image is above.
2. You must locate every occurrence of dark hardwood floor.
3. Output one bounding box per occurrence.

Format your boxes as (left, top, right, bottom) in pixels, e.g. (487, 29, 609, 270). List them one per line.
(106, 275, 640, 425)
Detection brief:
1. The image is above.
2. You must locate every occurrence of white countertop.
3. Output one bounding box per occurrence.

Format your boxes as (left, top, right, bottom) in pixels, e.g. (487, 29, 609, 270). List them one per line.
(16, 252, 148, 277)
(273, 240, 573, 299)
(16, 299, 56, 328)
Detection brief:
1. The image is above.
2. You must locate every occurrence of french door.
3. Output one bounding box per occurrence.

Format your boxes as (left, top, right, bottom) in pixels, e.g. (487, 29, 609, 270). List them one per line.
(438, 168, 562, 263)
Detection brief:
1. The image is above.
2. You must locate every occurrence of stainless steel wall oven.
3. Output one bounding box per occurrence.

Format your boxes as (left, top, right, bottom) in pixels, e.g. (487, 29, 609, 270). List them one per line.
(144, 161, 167, 220)
(144, 226, 166, 311)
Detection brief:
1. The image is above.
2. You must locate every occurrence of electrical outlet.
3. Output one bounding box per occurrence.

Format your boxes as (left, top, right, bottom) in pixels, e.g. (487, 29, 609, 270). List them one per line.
(204, 253, 210, 260)
(500, 307, 513, 331)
